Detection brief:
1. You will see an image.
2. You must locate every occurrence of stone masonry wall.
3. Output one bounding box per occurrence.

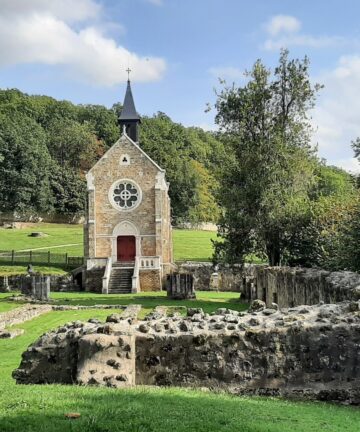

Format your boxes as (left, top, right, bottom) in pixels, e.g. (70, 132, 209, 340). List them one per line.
(139, 270, 162, 292)
(252, 266, 360, 308)
(14, 301, 360, 404)
(178, 262, 244, 292)
(90, 136, 159, 257)
(0, 304, 52, 330)
(85, 268, 104, 293)
(178, 263, 360, 308)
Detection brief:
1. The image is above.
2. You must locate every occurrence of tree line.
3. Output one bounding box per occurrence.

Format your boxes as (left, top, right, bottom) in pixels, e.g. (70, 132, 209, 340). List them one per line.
(0, 89, 222, 224)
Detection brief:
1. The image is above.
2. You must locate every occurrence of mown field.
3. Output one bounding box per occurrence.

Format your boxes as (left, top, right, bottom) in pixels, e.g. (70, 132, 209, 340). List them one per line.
(0, 291, 359, 432)
(0, 224, 218, 275)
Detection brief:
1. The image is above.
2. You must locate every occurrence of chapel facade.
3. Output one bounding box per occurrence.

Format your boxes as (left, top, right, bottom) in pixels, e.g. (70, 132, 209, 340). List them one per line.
(84, 80, 173, 293)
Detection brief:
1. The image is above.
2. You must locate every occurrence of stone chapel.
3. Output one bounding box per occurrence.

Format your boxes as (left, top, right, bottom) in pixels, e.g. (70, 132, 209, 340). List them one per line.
(84, 80, 173, 293)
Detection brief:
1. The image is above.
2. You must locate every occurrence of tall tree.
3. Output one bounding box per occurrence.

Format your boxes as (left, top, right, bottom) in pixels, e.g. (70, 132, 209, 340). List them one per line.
(214, 50, 321, 266)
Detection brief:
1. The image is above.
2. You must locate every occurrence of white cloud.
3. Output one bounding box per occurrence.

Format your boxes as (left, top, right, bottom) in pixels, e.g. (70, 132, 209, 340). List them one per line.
(0, 0, 101, 23)
(333, 157, 360, 173)
(208, 66, 244, 81)
(312, 55, 360, 173)
(0, 0, 166, 85)
(263, 14, 351, 51)
(266, 15, 301, 36)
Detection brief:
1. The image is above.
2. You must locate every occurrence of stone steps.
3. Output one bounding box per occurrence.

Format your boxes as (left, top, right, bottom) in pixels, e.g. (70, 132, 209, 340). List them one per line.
(108, 268, 133, 294)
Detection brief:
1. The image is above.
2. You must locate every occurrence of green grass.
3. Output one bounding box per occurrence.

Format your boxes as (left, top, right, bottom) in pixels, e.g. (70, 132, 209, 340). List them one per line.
(0, 223, 217, 268)
(0, 224, 218, 261)
(0, 265, 70, 276)
(0, 295, 359, 431)
(50, 290, 247, 314)
(172, 229, 217, 262)
(0, 223, 83, 253)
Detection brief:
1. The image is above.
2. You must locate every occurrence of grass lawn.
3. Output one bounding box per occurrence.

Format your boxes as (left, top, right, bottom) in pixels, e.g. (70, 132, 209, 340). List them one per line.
(0, 224, 218, 275)
(0, 265, 70, 276)
(0, 223, 83, 254)
(172, 229, 217, 262)
(0, 292, 359, 431)
(50, 290, 247, 314)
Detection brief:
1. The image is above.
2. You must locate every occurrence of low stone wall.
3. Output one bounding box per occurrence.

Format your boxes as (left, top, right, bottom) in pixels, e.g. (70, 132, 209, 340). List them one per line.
(252, 266, 360, 308)
(0, 274, 79, 292)
(85, 268, 104, 293)
(177, 262, 246, 292)
(13, 301, 360, 404)
(0, 304, 52, 330)
(177, 264, 360, 309)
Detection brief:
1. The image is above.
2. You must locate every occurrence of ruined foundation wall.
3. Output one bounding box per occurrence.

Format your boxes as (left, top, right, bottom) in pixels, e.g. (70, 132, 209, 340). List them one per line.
(136, 325, 360, 402)
(177, 262, 245, 292)
(253, 267, 360, 308)
(177, 264, 360, 308)
(13, 302, 360, 404)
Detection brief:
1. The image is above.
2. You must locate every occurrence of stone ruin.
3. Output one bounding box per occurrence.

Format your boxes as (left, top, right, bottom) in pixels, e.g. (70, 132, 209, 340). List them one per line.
(178, 263, 360, 309)
(19, 275, 50, 302)
(13, 300, 360, 404)
(166, 273, 195, 300)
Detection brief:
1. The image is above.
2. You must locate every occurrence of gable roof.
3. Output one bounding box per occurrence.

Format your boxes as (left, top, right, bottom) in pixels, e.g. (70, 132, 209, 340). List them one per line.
(87, 131, 165, 174)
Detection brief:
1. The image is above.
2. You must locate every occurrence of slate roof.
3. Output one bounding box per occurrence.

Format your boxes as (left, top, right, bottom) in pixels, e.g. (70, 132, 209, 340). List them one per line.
(119, 80, 141, 121)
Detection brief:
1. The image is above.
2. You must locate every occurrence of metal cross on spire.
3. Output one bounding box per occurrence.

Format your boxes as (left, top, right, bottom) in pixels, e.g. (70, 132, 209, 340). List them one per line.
(126, 67, 131, 81)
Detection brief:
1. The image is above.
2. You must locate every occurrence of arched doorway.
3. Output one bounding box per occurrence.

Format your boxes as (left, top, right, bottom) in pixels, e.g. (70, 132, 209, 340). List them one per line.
(117, 235, 136, 262)
(112, 221, 140, 262)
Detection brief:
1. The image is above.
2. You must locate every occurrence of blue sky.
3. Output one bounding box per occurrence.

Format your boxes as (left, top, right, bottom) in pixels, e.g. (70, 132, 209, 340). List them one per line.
(0, 0, 360, 172)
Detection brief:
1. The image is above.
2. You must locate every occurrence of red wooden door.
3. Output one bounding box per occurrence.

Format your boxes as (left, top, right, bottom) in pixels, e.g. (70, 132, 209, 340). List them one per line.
(117, 236, 136, 262)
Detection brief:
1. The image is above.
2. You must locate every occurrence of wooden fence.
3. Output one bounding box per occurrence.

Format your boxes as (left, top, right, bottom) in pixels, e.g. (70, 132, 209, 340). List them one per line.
(0, 250, 84, 269)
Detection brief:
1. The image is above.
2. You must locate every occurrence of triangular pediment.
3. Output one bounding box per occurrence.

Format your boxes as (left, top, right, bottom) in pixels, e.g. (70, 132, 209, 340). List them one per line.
(87, 132, 165, 175)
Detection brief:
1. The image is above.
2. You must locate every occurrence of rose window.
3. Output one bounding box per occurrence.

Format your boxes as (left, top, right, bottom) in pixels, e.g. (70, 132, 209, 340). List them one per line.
(112, 181, 140, 210)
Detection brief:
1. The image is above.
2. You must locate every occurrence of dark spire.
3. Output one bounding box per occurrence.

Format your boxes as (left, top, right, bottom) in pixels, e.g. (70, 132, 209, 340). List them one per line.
(119, 77, 141, 142)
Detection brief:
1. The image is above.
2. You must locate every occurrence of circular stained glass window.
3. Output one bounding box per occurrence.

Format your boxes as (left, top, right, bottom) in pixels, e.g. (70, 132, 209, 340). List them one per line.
(110, 180, 141, 211)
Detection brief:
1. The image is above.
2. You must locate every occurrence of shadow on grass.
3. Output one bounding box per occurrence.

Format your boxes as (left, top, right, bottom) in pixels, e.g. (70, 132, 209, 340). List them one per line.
(0, 385, 359, 432)
(51, 294, 248, 314)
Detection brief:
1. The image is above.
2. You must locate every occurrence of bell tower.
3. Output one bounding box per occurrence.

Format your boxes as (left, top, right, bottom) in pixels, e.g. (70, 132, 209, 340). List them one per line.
(119, 70, 141, 142)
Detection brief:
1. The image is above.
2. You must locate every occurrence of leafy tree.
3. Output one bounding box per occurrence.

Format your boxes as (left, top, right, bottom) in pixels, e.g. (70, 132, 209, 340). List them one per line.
(312, 164, 355, 198)
(78, 104, 119, 148)
(140, 113, 204, 223)
(283, 164, 357, 268)
(50, 165, 87, 217)
(0, 112, 53, 216)
(213, 50, 321, 266)
(46, 119, 104, 172)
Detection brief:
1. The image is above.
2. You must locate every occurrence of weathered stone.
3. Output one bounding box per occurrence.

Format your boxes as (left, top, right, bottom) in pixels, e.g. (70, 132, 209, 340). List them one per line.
(0, 328, 24, 339)
(167, 273, 196, 300)
(138, 323, 150, 333)
(0, 304, 52, 330)
(248, 299, 266, 312)
(179, 321, 193, 332)
(106, 313, 123, 323)
(262, 308, 276, 316)
(187, 308, 204, 317)
(13, 303, 360, 404)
